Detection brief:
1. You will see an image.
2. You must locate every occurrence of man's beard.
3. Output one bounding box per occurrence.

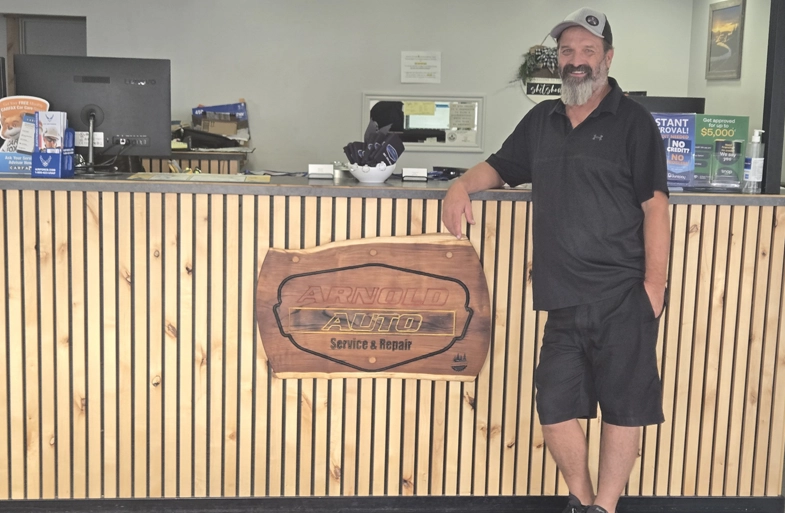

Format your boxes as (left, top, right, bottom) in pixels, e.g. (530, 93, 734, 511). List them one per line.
(559, 60, 609, 106)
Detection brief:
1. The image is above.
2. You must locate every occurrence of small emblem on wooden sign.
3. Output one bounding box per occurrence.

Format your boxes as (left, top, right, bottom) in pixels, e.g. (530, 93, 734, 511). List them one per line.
(256, 235, 491, 380)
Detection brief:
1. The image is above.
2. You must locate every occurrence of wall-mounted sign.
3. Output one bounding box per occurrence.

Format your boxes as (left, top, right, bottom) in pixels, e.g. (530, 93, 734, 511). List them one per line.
(256, 235, 491, 380)
(401, 51, 441, 84)
(526, 77, 562, 104)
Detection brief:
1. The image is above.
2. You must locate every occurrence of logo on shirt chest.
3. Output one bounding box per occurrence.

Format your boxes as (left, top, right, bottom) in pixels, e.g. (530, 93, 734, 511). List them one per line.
(592, 134, 604, 141)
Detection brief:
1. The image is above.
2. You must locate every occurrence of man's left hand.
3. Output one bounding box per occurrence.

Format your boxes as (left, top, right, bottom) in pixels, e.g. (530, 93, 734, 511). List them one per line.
(643, 280, 666, 319)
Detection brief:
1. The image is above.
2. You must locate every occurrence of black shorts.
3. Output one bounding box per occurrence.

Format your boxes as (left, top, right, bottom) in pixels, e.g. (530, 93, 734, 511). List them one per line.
(535, 282, 665, 427)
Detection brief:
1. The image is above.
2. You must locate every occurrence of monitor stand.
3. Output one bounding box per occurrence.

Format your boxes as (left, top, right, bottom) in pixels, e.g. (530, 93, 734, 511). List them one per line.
(75, 109, 122, 175)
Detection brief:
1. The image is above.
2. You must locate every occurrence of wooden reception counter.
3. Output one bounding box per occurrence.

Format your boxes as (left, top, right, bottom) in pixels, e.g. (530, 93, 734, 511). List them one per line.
(0, 173, 784, 510)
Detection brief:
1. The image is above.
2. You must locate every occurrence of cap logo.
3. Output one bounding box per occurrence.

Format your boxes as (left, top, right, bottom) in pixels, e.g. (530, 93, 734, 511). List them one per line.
(586, 15, 599, 26)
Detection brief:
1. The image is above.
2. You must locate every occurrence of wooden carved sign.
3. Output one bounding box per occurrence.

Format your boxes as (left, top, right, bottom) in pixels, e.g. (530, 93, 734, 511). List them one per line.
(256, 234, 491, 380)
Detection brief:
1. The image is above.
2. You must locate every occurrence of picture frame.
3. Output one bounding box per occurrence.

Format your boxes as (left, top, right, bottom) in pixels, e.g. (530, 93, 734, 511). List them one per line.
(705, 0, 746, 80)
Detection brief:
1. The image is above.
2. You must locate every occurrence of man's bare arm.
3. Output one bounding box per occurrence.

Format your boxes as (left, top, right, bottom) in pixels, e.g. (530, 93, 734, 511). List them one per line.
(442, 162, 505, 239)
(641, 190, 671, 317)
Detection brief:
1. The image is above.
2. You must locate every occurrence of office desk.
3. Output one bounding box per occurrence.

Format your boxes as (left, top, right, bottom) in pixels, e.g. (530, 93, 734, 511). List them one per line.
(0, 175, 783, 511)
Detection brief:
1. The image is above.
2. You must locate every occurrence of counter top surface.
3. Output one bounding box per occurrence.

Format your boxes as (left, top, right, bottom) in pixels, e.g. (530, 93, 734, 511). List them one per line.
(1, 171, 783, 206)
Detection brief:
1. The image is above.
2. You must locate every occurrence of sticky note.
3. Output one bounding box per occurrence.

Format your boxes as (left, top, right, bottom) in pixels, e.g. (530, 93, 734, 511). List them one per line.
(403, 101, 436, 116)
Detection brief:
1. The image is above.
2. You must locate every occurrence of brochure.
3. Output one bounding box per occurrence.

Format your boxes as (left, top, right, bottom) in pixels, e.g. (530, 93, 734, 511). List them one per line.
(0, 95, 50, 172)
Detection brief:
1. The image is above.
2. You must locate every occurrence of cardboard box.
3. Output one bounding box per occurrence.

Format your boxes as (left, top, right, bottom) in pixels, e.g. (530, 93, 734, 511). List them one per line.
(200, 119, 240, 136)
(192, 101, 248, 121)
(694, 115, 748, 188)
(191, 100, 250, 142)
(653, 113, 695, 187)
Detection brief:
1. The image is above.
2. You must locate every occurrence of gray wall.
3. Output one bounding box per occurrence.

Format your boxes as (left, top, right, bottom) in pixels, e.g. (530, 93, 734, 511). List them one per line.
(1, 0, 699, 172)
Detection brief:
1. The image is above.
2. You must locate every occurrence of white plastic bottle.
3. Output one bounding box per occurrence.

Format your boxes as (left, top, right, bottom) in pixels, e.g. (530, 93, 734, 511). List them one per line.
(742, 129, 765, 194)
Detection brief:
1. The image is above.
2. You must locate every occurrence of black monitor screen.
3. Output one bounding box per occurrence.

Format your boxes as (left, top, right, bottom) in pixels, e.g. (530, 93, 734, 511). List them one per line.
(14, 54, 171, 159)
(0, 57, 6, 98)
(628, 95, 706, 114)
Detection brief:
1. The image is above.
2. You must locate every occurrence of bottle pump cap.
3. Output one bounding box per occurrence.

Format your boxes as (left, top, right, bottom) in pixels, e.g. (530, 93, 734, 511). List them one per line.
(752, 129, 765, 143)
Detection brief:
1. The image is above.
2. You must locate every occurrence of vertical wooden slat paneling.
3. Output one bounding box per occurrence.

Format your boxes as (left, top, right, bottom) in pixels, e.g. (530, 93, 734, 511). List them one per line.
(357, 378, 373, 495)
(754, 207, 785, 495)
(2, 188, 785, 502)
(350, 204, 374, 495)
(312, 376, 329, 496)
(223, 194, 240, 496)
(333, 198, 354, 495)
(401, 379, 417, 496)
(38, 191, 56, 499)
(431, 380, 447, 495)
(470, 199, 489, 495)
(192, 194, 209, 497)
(415, 380, 432, 495)
(70, 192, 87, 499)
(302, 196, 324, 496)
(6, 190, 24, 499)
(487, 200, 509, 496)
(314, 197, 336, 496)
(501, 201, 523, 497)
(84, 192, 102, 499)
(532, 314, 549, 495)
(132, 193, 149, 497)
(443, 380, 461, 495)
(237, 195, 257, 497)
(117, 192, 133, 498)
(514, 202, 535, 496)
(328, 378, 344, 496)
(283, 379, 299, 496)
(693, 205, 725, 495)
(671, 205, 702, 494)
(268, 195, 286, 496)
(208, 194, 224, 496)
(253, 195, 271, 497)
(163, 193, 179, 498)
(0, 191, 8, 500)
(725, 206, 761, 495)
(739, 206, 774, 496)
(147, 193, 163, 498)
(178, 194, 195, 497)
(299, 377, 314, 496)
(100, 191, 118, 498)
(53, 190, 72, 499)
(767, 206, 785, 495)
(711, 205, 746, 495)
(285, 196, 302, 497)
(657, 203, 688, 495)
(22, 190, 40, 499)
(688, 206, 716, 496)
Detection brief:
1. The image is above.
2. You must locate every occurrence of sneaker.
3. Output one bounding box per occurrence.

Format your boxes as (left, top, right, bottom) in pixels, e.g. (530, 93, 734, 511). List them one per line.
(585, 506, 609, 513)
(562, 494, 588, 513)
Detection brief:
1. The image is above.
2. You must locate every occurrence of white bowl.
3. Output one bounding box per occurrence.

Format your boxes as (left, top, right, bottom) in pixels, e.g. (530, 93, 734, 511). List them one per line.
(349, 163, 396, 184)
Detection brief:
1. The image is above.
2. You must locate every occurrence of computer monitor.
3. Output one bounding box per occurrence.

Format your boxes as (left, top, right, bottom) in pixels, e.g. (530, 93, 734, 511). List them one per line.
(0, 57, 7, 98)
(13, 54, 171, 170)
(628, 95, 706, 114)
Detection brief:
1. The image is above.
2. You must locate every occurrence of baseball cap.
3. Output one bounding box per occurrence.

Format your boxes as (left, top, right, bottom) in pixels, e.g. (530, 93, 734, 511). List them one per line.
(43, 127, 61, 140)
(550, 7, 613, 46)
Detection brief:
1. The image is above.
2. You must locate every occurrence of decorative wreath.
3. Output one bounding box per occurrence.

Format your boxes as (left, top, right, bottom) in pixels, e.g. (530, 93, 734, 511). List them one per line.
(514, 45, 559, 84)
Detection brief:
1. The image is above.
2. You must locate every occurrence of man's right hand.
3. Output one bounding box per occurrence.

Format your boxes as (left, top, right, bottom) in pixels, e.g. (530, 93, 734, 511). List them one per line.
(442, 181, 475, 239)
(441, 162, 506, 239)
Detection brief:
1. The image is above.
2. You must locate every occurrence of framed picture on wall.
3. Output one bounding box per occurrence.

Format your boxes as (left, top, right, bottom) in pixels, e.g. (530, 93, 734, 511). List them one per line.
(705, 0, 746, 80)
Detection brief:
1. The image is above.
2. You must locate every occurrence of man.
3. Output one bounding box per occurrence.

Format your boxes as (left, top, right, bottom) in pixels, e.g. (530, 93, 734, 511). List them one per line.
(43, 127, 62, 151)
(442, 7, 670, 513)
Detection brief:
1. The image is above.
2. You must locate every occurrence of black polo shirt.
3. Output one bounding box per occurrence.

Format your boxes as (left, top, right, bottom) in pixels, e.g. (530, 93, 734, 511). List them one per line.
(486, 77, 668, 311)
